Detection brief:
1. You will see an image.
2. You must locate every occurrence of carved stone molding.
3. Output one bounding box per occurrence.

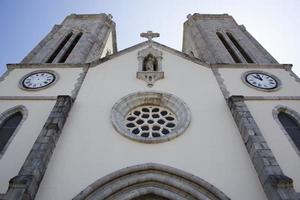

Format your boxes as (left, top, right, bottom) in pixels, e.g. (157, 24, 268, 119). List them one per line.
(111, 91, 191, 143)
(137, 47, 164, 87)
(0, 105, 28, 158)
(73, 163, 230, 200)
(272, 105, 300, 158)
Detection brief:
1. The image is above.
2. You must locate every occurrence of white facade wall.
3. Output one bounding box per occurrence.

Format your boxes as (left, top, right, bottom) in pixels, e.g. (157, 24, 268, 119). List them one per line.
(219, 68, 300, 97)
(0, 100, 55, 193)
(0, 66, 84, 193)
(0, 67, 83, 97)
(218, 67, 300, 192)
(36, 47, 267, 200)
(246, 101, 300, 191)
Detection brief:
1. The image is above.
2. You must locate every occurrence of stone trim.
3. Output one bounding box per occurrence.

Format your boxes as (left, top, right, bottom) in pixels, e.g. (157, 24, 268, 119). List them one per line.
(18, 70, 59, 91)
(0, 68, 13, 83)
(185, 14, 235, 26)
(286, 67, 300, 83)
(71, 67, 89, 99)
(73, 163, 230, 200)
(211, 63, 292, 69)
(111, 91, 191, 143)
(212, 68, 230, 98)
(90, 41, 209, 68)
(0, 96, 57, 100)
(3, 95, 73, 200)
(244, 96, 300, 101)
(227, 96, 298, 200)
(272, 105, 300, 158)
(0, 105, 28, 159)
(7, 63, 88, 69)
(241, 70, 281, 92)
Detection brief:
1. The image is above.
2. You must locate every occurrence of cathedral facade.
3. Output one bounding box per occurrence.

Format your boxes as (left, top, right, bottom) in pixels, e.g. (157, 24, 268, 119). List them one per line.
(0, 13, 299, 200)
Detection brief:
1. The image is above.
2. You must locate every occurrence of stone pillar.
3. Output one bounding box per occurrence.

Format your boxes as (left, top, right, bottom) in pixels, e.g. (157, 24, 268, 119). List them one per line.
(227, 95, 298, 200)
(4, 95, 73, 200)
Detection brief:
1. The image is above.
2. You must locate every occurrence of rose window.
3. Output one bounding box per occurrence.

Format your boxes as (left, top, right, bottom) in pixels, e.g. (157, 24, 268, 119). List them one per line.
(125, 106, 177, 138)
(111, 92, 191, 143)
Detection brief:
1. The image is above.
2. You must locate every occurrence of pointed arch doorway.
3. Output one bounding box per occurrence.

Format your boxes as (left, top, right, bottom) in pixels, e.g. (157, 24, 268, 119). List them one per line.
(73, 163, 230, 200)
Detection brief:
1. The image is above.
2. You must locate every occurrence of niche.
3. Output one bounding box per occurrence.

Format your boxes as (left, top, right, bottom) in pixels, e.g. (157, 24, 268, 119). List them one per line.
(137, 47, 164, 87)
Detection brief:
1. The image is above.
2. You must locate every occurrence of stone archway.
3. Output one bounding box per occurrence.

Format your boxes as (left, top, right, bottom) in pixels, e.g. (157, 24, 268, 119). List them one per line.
(73, 163, 230, 200)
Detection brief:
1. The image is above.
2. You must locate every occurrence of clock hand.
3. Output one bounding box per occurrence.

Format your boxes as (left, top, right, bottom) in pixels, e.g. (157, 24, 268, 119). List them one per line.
(253, 74, 263, 81)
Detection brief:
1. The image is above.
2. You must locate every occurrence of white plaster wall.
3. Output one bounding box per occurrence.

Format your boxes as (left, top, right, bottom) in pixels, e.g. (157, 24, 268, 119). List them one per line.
(219, 68, 300, 96)
(36, 46, 267, 200)
(0, 67, 83, 97)
(246, 100, 300, 192)
(0, 100, 55, 193)
(100, 31, 113, 58)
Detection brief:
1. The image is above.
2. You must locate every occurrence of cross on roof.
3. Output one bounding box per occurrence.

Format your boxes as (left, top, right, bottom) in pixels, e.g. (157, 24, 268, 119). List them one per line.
(140, 31, 160, 42)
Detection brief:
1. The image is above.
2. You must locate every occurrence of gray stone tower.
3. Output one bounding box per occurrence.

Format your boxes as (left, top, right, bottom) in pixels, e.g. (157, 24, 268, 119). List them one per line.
(183, 14, 277, 64)
(22, 13, 117, 64)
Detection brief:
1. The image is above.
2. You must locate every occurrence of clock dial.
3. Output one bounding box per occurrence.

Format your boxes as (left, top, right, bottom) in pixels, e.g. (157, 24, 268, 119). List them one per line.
(22, 72, 56, 89)
(245, 73, 278, 89)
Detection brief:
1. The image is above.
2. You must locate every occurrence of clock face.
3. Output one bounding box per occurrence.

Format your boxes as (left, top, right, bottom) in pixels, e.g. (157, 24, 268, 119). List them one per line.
(245, 72, 278, 89)
(22, 72, 56, 89)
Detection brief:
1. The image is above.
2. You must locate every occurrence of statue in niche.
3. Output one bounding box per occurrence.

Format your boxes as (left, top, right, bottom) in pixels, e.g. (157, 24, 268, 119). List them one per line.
(143, 54, 158, 71)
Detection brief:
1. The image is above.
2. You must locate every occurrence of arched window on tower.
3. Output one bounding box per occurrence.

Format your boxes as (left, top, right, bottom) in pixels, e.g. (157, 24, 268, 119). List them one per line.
(226, 32, 254, 63)
(59, 32, 83, 63)
(46, 32, 73, 63)
(278, 111, 300, 151)
(0, 112, 23, 154)
(216, 32, 241, 63)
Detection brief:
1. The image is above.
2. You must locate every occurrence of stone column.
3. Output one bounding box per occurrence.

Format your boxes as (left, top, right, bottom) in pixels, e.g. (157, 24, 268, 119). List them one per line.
(227, 95, 298, 200)
(4, 95, 73, 200)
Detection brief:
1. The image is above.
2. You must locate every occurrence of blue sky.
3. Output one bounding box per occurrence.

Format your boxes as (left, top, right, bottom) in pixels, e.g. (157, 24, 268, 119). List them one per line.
(0, 0, 300, 76)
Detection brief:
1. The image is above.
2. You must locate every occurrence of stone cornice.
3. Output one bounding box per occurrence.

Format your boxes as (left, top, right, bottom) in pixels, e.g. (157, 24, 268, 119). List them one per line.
(0, 96, 57, 100)
(243, 96, 300, 101)
(190, 13, 231, 20)
(63, 13, 115, 27)
(6, 63, 89, 69)
(184, 13, 239, 27)
(211, 63, 292, 69)
(4, 44, 295, 73)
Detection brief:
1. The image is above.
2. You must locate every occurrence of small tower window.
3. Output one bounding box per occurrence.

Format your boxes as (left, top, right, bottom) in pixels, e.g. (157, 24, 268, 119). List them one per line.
(143, 54, 158, 71)
(278, 111, 300, 151)
(0, 112, 23, 153)
(59, 32, 83, 63)
(46, 32, 73, 63)
(226, 32, 254, 63)
(216, 32, 241, 63)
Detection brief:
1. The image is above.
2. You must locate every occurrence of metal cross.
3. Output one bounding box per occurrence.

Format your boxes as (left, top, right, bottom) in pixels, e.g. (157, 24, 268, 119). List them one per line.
(140, 31, 160, 42)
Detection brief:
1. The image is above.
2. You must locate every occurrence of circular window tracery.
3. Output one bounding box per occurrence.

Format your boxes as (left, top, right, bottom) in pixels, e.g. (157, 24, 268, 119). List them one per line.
(111, 91, 191, 143)
(125, 106, 177, 138)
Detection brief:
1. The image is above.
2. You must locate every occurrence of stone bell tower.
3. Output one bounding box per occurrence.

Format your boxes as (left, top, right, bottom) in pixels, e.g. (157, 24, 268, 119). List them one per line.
(183, 13, 278, 64)
(21, 13, 117, 64)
